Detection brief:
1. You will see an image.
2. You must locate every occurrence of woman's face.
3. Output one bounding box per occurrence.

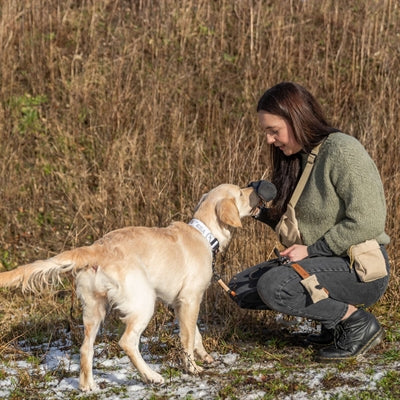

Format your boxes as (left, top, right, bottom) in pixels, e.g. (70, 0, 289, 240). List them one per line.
(258, 111, 302, 156)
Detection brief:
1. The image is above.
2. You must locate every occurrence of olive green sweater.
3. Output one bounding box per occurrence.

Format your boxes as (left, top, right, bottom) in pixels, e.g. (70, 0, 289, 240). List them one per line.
(296, 132, 390, 256)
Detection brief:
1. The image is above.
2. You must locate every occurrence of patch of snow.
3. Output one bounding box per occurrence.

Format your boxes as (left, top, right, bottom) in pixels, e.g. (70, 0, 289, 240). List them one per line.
(219, 352, 238, 365)
(0, 327, 397, 399)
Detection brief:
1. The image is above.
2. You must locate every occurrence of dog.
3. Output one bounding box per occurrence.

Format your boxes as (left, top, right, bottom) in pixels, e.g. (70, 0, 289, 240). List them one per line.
(0, 184, 260, 391)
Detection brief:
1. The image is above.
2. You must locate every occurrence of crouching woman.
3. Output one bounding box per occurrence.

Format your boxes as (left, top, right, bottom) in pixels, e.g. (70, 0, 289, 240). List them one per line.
(252, 82, 390, 361)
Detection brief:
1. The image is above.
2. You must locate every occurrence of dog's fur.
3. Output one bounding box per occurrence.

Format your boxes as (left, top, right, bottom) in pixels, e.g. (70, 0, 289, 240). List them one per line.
(0, 184, 260, 391)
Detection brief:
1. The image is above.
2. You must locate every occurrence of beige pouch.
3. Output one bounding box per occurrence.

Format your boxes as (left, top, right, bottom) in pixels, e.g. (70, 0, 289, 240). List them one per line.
(300, 274, 329, 303)
(275, 203, 303, 248)
(348, 239, 387, 282)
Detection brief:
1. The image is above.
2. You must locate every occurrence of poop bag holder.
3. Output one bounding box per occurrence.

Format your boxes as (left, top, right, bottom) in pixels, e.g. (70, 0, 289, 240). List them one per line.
(348, 239, 388, 282)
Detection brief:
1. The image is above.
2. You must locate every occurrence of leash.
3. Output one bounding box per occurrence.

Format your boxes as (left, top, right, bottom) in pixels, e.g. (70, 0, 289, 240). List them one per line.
(212, 254, 237, 297)
(188, 220, 327, 299)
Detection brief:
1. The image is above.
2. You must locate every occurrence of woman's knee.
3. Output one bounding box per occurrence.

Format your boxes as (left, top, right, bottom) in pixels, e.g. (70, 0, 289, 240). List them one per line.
(256, 266, 293, 309)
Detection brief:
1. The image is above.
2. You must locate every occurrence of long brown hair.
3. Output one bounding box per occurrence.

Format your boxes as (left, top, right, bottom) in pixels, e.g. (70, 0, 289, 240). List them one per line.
(257, 82, 337, 217)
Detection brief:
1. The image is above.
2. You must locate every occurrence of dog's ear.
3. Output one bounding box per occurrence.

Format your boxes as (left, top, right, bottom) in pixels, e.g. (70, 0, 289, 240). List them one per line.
(216, 198, 242, 228)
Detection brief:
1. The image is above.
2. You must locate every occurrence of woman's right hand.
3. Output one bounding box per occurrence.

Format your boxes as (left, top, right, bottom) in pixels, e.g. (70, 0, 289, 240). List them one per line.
(280, 245, 308, 262)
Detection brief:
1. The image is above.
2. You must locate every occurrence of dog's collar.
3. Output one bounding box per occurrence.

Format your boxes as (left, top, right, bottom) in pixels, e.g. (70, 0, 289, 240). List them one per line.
(188, 219, 219, 253)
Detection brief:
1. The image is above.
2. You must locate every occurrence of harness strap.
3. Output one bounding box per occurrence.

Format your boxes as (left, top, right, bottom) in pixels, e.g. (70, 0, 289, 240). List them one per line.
(289, 141, 323, 208)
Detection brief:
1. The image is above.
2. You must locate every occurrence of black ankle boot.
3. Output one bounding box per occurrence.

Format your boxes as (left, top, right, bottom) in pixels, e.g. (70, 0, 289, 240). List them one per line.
(316, 309, 383, 362)
(306, 325, 334, 345)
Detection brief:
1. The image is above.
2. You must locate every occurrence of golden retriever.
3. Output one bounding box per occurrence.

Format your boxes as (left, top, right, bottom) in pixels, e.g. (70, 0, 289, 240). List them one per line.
(0, 184, 260, 391)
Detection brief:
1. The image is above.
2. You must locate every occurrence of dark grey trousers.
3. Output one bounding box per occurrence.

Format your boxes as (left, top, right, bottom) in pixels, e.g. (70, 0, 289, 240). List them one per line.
(256, 246, 390, 329)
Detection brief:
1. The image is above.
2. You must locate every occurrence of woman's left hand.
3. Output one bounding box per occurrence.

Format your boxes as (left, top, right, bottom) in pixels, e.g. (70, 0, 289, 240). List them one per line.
(280, 245, 308, 262)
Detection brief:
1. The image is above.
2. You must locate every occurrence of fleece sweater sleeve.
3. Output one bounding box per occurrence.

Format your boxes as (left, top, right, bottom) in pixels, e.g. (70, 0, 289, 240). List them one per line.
(320, 136, 387, 255)
(307, 238, 334, 257)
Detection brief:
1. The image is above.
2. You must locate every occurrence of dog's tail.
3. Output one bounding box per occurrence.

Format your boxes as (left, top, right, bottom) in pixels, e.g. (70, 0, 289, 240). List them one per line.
(0, 246, 98, 293)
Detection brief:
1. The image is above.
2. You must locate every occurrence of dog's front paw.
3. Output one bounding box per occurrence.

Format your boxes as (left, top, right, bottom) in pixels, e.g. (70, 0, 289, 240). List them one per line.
(80, 381, 99, 392)
(79, 372, 99, 392)
(202, 353, 214, 364)
(188, 362, 204, 374)
(195, 347, 215, 364)
(183, 353, 204, 375)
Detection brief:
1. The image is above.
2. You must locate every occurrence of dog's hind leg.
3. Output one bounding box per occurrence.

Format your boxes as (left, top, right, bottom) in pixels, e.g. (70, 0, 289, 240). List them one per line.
(78, 288, 107, 391)
(118, 289, 164, 384)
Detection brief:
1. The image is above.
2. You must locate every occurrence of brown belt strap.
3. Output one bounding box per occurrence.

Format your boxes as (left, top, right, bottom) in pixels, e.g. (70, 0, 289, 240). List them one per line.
(291, 263, 329, 295)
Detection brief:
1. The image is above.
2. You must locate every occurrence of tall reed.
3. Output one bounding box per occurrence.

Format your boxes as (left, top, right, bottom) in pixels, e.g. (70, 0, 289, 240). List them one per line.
(0, 0, 399, 324)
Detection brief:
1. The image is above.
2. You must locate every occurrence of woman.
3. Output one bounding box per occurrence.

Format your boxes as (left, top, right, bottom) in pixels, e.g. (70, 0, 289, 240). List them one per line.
(253, 82, 390, 361)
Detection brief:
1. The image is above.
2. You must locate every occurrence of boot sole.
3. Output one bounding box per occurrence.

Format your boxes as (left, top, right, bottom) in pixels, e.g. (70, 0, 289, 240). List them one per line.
(316, 328, 384, 363)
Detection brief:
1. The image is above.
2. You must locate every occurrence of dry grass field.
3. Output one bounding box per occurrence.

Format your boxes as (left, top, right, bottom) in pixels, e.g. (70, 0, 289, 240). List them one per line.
(0, 0, 399, 398)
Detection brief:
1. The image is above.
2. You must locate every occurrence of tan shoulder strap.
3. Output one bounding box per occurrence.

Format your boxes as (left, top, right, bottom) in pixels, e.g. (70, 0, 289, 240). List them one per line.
(289, 142, 323, 207)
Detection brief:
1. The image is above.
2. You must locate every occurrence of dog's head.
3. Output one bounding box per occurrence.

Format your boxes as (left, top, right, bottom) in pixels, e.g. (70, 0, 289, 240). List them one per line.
(193, 184, 261, 228)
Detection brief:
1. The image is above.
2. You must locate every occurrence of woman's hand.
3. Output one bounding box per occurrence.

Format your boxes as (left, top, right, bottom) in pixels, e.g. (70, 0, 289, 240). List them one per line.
(280, 245, 308, 262)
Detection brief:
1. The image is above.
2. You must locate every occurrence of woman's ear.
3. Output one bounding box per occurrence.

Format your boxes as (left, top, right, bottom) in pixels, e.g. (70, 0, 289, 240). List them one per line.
(216, 198, 242, 228)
